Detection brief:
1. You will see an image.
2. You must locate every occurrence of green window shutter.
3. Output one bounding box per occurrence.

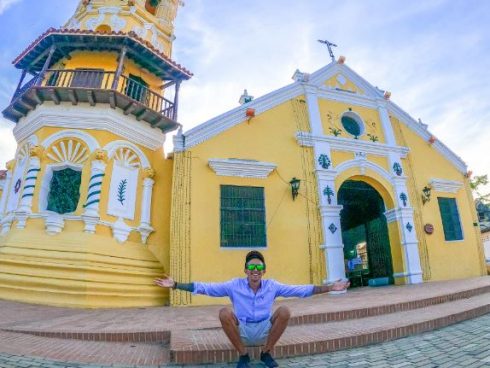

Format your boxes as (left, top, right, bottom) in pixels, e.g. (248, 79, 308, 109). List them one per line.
(47, 168, 82, 214)
(220, 185, 266, 248)
(437, 197, 463, 241)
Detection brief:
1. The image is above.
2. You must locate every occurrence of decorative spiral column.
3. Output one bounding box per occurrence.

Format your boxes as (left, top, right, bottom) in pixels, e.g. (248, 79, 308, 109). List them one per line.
(16, 146, 43, 229)
(82, 149, 107, 233)
(138, 167, 155, 244)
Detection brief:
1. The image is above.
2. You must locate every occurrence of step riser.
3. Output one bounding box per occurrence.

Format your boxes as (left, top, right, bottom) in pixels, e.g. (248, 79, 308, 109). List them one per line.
(0, 260, 162, 284)
(172, 305, 490, 364)
(2, 329, 171, 344)
(289, 285, 490, 325)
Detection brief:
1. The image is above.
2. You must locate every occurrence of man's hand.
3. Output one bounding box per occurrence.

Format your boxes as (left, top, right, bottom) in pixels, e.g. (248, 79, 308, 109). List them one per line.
(330, 279, 350, 292)
(154, 276, 175, 289)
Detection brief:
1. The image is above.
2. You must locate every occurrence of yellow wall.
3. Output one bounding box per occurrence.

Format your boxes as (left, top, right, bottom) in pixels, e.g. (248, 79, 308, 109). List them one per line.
(391, 117, 485, 279)
(182, 100, 324, 305)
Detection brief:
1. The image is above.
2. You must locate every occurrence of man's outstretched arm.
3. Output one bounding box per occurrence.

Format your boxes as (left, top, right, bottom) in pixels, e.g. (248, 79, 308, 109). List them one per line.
(313, 279, 350, 295)
(154, 277, 194, 292)
(154, 276, 232, 297)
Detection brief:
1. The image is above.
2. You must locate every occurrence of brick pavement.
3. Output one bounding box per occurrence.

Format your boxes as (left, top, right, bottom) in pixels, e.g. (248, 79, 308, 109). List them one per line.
(0, 277, 488, 366)
(0, 313, 488, 367)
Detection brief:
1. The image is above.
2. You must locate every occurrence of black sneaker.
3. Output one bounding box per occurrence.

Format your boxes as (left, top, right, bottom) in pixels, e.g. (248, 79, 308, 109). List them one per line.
(260, 351, 279, 367)
(236, 353, 251, 368)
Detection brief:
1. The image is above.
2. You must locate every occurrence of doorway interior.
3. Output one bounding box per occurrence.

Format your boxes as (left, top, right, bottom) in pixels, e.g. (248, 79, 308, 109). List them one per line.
(338, 179, 394, 287)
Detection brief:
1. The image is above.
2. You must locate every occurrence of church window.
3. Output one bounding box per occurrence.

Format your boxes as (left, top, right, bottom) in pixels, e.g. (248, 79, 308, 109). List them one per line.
(340, 112, 364, 139)
(437, 197, 463, 241)
(220, 185, 266, 248)
(46, 168, 82, 214)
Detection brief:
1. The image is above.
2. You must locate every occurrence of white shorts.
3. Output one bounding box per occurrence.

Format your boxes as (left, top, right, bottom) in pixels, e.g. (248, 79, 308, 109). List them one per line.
(239, 319, 272, 346)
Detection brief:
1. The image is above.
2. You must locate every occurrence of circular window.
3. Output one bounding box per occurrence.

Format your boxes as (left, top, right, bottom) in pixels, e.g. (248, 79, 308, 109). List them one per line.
(341, 112, 364, 138)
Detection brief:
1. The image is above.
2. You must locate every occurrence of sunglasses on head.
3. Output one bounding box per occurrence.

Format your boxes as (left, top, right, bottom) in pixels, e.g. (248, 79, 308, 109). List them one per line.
(246, 263, 265, 271)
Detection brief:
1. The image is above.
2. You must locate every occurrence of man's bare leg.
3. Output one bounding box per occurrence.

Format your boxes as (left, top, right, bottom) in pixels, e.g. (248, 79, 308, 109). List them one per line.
(263, 305, 291, 352)
(219, 307, 247, 355)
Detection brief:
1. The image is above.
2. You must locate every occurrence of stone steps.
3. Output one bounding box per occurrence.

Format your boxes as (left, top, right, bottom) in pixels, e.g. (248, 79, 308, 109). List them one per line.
(170, 293, 490, 364)
(0, 231, 168, 308)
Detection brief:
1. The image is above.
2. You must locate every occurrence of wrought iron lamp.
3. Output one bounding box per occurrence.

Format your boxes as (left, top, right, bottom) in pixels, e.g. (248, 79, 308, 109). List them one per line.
(290, 177, 301, 200)
(421, 185, 431, 205)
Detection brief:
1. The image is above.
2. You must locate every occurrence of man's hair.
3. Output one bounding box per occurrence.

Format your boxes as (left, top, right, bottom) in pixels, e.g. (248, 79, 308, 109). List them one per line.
(245, 250, 266, 268)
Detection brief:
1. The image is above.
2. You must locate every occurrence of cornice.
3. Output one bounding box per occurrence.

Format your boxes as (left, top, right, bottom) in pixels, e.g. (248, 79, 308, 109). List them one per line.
(430, 178, 463, 193)
(296, 132, 410, 157)
(13, 104, 165, 150)
(208, 159, 276, 179)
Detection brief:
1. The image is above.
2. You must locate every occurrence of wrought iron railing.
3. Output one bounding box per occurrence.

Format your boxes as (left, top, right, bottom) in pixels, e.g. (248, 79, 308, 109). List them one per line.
(37, 69, 175, 119)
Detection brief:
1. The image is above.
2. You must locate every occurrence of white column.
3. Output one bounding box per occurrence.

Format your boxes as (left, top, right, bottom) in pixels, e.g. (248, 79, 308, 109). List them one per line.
(16, 155, 42, 229)
(0, 162, 14, 235)
(82, 159, 106, 233)
(138, 168, 155, 244)
(377, 102, 397, 146)
(304, 85, 347, 284)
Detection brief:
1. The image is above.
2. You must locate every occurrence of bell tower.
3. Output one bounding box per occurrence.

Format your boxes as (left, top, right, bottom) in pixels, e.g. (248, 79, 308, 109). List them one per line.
(0, 0, 192, 308)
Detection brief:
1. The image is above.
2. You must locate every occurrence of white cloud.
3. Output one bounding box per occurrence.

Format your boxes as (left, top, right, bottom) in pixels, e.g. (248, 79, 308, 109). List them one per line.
(0, 0, 21, 15)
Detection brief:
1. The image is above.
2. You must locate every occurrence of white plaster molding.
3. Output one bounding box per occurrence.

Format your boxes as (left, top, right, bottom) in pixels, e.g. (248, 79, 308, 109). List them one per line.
(429, 178, 463, 193)
(208, 159, 277, 179)
(41, 129, 99, 152)
(296, 132, 409, 158)
(45, 214, 64, 235)
(112, 217, 132, 243)
(98, 6, 121, 14)
(14, 105, 165, 151)
(335, 158, 394, 185)
(384, 209, 398, 224)
(0, 214, 14, 235)
(104, 140, 150, 168)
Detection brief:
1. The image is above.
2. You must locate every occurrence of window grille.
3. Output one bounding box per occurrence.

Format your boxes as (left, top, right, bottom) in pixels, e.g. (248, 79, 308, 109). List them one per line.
(220, 185, 266, 248)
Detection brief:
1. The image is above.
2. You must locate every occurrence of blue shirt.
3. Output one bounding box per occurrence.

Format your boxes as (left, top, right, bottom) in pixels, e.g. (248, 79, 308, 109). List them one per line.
(193, 278, 314, 323)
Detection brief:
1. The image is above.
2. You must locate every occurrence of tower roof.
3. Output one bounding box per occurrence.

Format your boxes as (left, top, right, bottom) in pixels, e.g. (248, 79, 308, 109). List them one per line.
(13, 28, 192, 81)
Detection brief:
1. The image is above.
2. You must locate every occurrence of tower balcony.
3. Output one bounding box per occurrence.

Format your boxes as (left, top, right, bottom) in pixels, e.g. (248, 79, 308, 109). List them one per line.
(4, 69, 178, 133)
(2, 28, 193, 133)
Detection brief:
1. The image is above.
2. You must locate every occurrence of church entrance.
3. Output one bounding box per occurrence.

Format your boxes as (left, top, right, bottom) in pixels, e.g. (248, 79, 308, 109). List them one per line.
(338, 180, 394, 287)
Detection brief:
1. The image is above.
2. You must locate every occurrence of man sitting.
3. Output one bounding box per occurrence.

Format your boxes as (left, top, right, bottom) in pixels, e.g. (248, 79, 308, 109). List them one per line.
(154, 250, 350, 368)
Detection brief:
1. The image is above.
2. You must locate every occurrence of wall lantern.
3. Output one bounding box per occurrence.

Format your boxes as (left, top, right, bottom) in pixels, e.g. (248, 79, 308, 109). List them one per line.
(421, 185, 432, 205)
(289, 177, 301, 200)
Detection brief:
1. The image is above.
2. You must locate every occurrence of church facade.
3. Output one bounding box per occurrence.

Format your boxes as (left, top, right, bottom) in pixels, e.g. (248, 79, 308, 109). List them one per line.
(0, 0, 486, 308)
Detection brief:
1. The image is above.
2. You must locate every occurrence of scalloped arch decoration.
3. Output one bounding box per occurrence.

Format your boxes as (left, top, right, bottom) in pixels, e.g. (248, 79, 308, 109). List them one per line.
(46, 139, 89, 165)
(104, 140, 150, 168)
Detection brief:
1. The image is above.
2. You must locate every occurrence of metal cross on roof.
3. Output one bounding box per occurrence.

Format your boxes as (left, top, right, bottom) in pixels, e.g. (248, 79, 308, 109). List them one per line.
(318, 39, 337, 62)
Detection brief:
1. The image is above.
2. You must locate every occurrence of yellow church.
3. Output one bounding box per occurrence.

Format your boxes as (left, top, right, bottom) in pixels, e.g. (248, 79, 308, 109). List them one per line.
(0, 0, 486, 308)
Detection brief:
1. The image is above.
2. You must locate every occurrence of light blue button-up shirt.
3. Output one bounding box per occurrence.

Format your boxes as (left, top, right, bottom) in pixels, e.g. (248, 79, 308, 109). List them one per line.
(193, 278, 314, 323)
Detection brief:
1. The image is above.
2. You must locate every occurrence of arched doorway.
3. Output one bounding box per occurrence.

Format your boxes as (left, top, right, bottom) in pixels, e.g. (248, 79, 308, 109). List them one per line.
(338, 179, 394, 287)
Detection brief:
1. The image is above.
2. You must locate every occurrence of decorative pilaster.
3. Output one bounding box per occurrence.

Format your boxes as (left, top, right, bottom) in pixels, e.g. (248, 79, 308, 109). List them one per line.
(16, 146, 43, 229)
(0, 160, 14, 217)
(304, 84, 347, 285)
(82, 149, 107, 233)
(0, 161, 15, 235)
(138, 167, 155, 244)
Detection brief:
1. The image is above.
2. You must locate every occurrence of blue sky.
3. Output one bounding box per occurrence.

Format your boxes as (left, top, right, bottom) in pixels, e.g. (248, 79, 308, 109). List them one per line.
(0, 0, 489, 191)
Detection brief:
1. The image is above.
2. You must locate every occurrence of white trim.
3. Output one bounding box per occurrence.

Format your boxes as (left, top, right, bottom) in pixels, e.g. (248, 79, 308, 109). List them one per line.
(208, 159, 276, 179)
(104, 140, 151, 168)
(41, 129, 100, 152)
(430, 178, 462, 193)
(14, 104, 165, 151)
(384, 209, 398, 223)
(386, 102, 467, 173)
(297, 132, 409, 159)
